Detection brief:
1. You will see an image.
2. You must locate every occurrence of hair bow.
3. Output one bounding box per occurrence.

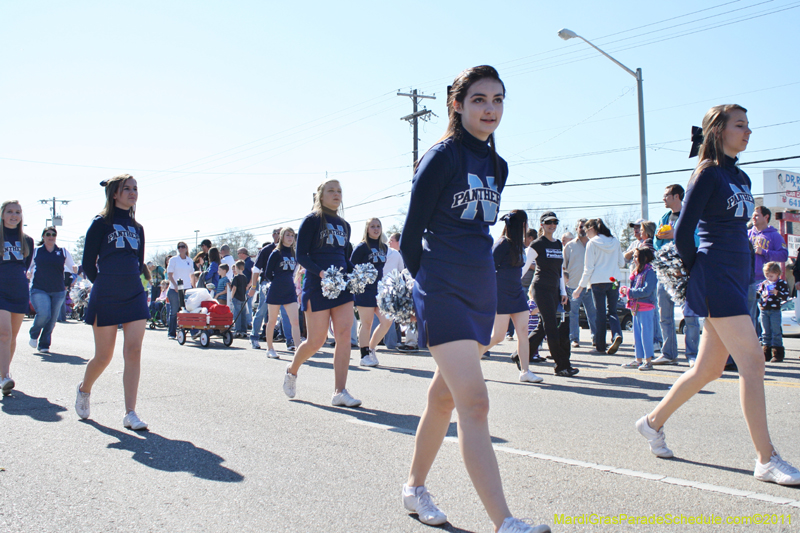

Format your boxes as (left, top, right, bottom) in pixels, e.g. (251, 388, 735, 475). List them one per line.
(689, 126, 703, 158)
(99, 179, 109, 187)
(446, 85, 452, 96)
(500, 212, 512, 222)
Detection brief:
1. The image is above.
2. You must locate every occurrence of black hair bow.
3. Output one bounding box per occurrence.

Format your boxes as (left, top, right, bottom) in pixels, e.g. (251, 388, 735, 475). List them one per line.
(500, 212, 512, 222)
(99, 179, 109, 187)
(689, 126, 703, 158)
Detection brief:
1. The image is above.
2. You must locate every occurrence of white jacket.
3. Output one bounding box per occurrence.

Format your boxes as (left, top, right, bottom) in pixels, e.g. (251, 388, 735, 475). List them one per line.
(578, 234, 625, 288)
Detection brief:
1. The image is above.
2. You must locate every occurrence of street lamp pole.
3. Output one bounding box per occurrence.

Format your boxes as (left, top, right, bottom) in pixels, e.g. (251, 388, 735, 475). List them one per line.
(194, 230, 199, 252)
(558, 28, 649, 220)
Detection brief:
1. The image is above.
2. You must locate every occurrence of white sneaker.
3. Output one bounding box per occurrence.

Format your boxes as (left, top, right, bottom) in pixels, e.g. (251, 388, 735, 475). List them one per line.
(39, 348, 50, 354)
(635, 415, 673, 458)
(519, 371, 543, 383)
(251, 339, 261, 349)
(754, 450, 800, 485)
(498, 517, 551, 533)
(283, 366, 297, 399)
(402, 485, 447, 526)
(331, 388, 361, 407)
(123, 410, 148, 431)
(75, 382, 90, 419)
(369, 349, 379, 366)
(1, 375, 15, 396)
(267, 348, 279, 359)
(360, 352, 378, 367)
(29, 338, 37, 349)
(652, 355, 678, 365)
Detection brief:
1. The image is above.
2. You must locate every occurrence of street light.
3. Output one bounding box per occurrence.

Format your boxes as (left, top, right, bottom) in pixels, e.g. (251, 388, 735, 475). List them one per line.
(558, 28, 649, 219)
(194, 230, 199, 252)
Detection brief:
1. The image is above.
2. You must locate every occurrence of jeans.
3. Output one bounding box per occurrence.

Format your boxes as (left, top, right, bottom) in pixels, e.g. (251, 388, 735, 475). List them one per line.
(652, 301, 663, 345)
(633, 309, 654, 361)
(150, 285, 162, 313)
(250, 284, 269, 342)
(370, 314, 398, 349)
(566, 286, 596, 343)
(29, 289, 66, 350)
(591, 283, 622, 351)
(167, 289, 180, 337)
(657, 282, 677, 361)
(279, 306, 293, 345)
(684, 316, 700, 362)
(747, 281, 763, 340)
(761, 308, 783, 347)
(245, 295, 253, 327)
(231, 299, 247, 334)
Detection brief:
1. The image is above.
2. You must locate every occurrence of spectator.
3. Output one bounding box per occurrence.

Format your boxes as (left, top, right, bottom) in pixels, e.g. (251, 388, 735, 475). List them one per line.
(619, 247, 658, 371)
(563, 218, 597, 348)
(215, 264, 231, 304)
(747, 205, 788, 336)
(653, 184, 700, 366)
(193, 252, 205, 273)
(203, 247, 220, 290)
(640, 221, 656, 251)
(166, 241, 194, 340)
(199, 239, 212, 263)
(758, 261, 789, 362)
(573, 218, 625, 354)
(220, 245, 235, 281)
(249, 232, 281, 349)
(520, 228, 537, 294)
(147, 260, 165, 315)
(381, 232, 404, 350)
(623, 219, 645, 263)
(238, 247, 254, 328)
(638, 220, 661, 352)
(230, 261, 248, 337)
(561, 231, 574, 247)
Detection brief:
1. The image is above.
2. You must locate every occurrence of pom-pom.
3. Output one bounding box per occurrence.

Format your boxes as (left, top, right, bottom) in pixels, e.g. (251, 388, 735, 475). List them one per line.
(69, 279, 92, 303)
(377, 269, 416, 325)
(347, 263, 379, 295)
(321, 266, 348, 300)
(652, 242, 688, 305)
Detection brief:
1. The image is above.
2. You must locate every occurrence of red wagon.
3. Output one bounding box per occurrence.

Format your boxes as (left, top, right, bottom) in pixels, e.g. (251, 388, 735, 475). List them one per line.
(176, 311, 234, 347)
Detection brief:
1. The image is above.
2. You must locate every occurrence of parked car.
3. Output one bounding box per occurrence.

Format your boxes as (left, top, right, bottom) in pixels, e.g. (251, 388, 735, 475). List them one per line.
(674, 305, 705, 334)
(579, 298, 633, 332)
(780, 299, 800, 337)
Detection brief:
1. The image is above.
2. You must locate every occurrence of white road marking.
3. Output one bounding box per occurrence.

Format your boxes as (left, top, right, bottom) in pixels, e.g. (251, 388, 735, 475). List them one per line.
(347, 418, 800, 508)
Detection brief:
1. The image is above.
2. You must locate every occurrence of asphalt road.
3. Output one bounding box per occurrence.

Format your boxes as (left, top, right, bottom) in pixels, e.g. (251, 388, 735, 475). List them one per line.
(2, 318, 800, 532)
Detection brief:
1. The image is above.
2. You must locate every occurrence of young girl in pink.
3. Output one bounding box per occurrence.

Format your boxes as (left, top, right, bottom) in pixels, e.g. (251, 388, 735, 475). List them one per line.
(620, 247, 658, 371)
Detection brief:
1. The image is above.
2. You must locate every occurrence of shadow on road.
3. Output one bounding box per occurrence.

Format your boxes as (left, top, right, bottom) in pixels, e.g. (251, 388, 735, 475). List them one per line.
(83, 420, 245, 482)
(33, 351, 88, 365)
(0, 390, 67, 422)
(294, 401, 508, 443)
(665, 456, 757, 477)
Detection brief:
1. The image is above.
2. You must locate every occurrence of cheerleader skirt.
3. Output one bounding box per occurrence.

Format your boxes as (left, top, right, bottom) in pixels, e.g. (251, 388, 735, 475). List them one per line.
(301, 272, 354, 312)
(495, 269, 529, 315)
(0, 269, 30, 314)
(683, 249, 749, 318)
(266, 279, 298, 306)
(413, 259, 496, 348)
(354, 285, 378, 308)
(84, 273, 149, 327)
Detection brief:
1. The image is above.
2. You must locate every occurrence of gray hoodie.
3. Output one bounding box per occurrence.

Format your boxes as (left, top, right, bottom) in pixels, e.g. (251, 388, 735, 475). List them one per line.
(578, 234, 625, 288)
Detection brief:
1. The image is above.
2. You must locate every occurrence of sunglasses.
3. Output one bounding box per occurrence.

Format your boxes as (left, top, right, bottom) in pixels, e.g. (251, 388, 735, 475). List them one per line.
(44, 232, 57, 237)
(543, 221, 559, 226)
(178, 245, 187, 249)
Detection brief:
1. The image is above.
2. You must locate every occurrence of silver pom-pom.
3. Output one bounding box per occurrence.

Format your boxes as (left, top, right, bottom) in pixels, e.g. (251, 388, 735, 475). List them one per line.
(69, 279, 92, 303)
(321, 266, 348, 300)
(348, 263, 379, 295)
(652, 242, 688, 306)
(377, 269, 416, 325)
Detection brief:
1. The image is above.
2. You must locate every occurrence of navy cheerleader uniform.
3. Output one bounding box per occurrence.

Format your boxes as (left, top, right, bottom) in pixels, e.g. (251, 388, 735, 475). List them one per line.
(493, 239, 528, 314)
(82, 207, 149, 326)
(265, 248, 298, 305)
(675, 155, 754, 318)
(350, 238, 387, 308)
(296, 212, 354, 312)
(0, 227, 34, 314)
(400, 127, 507, 348)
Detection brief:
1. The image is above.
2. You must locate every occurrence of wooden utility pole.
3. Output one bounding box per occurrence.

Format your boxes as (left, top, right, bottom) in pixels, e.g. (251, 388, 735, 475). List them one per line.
(397, 89, 435, 167)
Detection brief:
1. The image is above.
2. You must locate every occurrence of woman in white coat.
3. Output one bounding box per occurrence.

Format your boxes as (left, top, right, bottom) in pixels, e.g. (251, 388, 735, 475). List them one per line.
(572, 218, 625, 354)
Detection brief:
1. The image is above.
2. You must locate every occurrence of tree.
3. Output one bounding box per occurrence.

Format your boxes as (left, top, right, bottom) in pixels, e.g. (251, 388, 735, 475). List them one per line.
(213, 229, 259, 254)
(72, 235, 85, 264)
(602, 208, 639, 249)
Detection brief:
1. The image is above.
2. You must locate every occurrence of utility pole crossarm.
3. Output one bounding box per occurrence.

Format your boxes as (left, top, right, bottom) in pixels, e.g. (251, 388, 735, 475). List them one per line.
(397, 89, 437, 169)
(397, 92, 436, 100)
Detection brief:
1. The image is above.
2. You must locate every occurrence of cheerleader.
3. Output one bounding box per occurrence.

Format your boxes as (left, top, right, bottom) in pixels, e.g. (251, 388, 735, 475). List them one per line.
(527, 211, 575, 377)
(263, 227, 301, 359)
(482, 210, 543, 383)
(636, 105, 800, 485)
(399, 66, 550, 533)
(0, 201, 34, 395)
(28, 226, 77, 353)
(283, 179, 361, 408)
(75, 175, 150, 431)
(351, 217, 392, 367)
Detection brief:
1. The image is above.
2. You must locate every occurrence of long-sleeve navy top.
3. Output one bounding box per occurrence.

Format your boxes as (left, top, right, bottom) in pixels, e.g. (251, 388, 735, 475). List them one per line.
(350, 238, 386, 276)
(1, 226, 34, 279)
(296, 212, 353, 277)
(674, 155, 754, 271)
(400, 127, 508, 278)
(264, 247, 297, 282)
(81, 208, 145, 282)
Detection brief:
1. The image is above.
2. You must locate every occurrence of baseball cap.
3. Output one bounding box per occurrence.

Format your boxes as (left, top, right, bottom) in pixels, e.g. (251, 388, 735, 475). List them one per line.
(540, 211, 559, 224)
(628, 218, 644, 228)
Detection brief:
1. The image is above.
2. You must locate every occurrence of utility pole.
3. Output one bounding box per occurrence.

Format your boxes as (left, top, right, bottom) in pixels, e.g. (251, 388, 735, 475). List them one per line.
(39, 197, 70, 226)
(398, 89, 436, 168)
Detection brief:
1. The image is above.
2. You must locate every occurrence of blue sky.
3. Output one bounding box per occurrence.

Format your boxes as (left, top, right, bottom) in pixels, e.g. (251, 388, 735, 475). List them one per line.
(2, 0, 799, 256)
